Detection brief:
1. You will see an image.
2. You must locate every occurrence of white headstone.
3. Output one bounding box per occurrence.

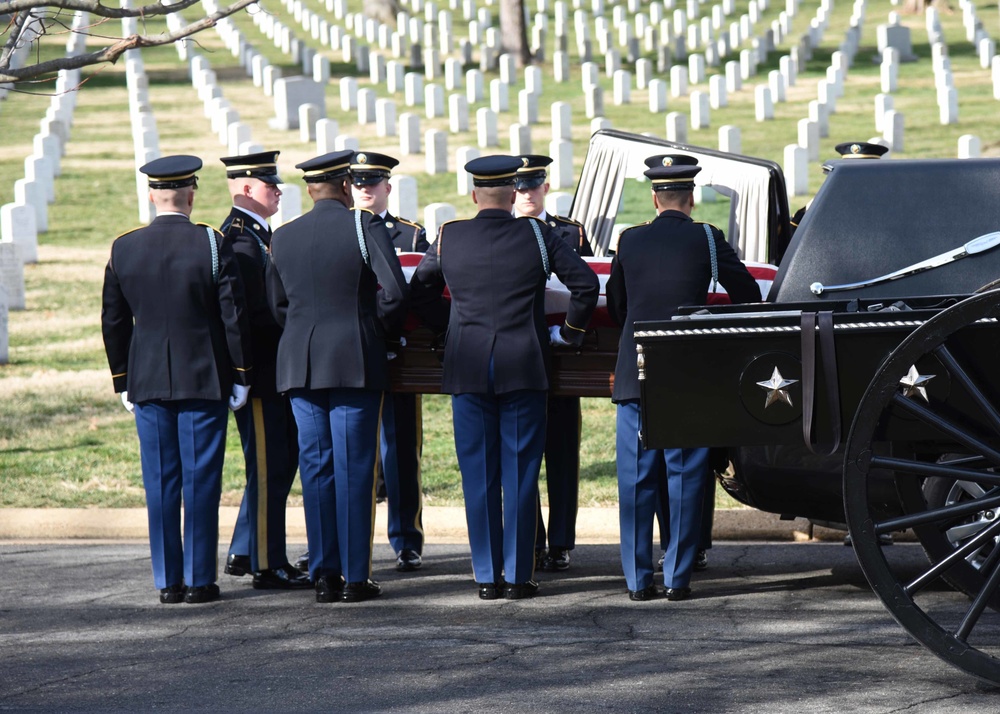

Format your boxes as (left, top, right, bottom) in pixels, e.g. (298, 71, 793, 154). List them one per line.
(649, 79, 668, 112)
(958, 134, 981, 159)
(718, 125, 741, 154)
(688, 53, 706, 84)
(881, 48, 898, 93)
(797, 118, 819, 161)
(754, 84, 773, 121)
(389, 175, 419, 221)
(400, 112, 422, 154)
(24, 155, 54, 204)
(585, 85, 604, 117)
(298, 103, 320, 141)
(809, 100, 829, 138)
(554, 51, 570, 83)
(339, 76, 358, 111)
(272, 183, 302, 229)
(466, 69, 484, 102)
(670, 65, 689, 96)
(549, 139, 575, 189)
(0, 243, 25, 310)
(518, 89, 539, 124)
(490, 79, 509, 113)
(768, 69, 786, 102)
(376, 99, 397, 137)
(425, 83, 445, 118)
(272, 77, 325, 130)
(725, 60, 742, 92)
(884, 109, 904, 152)
(426, 130, 448, 173)
(874, 94, 893, 133)
(709, 75, 727, 108)
(784, 144, 807, 196)
(477, 107, 499, 147)
(0, 284, 7, 364)
(939, 87, 958, 125)
(227, 122, 253, 155)
(456, 146, 480, 195)
(1, 203, 38, 264)
(334, 135, 360, 151)
(613, 70, 632, 105)
(14, 179, 46, 233)
(424, 202, 457, 239)
(551, 102, 572, 141)
(449, 94, 469, 132)
(404, 72, 424, 106)
(690, 91, 710, 128)
(510, 123, 531, 155)
(666, 111, 688, 142)
(316, 118, 340, 152)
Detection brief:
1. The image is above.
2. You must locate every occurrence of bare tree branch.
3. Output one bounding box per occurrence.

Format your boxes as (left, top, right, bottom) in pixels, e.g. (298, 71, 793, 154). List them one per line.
(0, 0, 202, 19)
(0, 0, 259, 83)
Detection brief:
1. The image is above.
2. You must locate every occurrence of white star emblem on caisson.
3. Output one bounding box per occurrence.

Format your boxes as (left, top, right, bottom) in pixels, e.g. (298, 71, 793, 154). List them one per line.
(756, 367, 798, 409)
(899, 364, 935, 402)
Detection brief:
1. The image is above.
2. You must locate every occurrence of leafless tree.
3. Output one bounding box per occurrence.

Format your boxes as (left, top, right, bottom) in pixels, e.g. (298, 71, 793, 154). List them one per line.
(1, 0, 258, 84)
(498, 0, 529, 66)
(363, 0, 399, 26)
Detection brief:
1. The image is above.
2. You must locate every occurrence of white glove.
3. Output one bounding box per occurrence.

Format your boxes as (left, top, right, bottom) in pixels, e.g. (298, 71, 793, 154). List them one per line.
(549, 325, 571, 346)
(120, 391, 134, 414)
(229, 384, 250, 411)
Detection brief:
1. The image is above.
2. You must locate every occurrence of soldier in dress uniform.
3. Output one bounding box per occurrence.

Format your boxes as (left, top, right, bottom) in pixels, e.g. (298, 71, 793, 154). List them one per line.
(607, 158, 761, 602)
(266, 150, 409, 603)
(409, 155, 599, 600)
(217, 151, 311, 591)
(101, 155, 252, 604)
(512, 154, 593, 573)
(784, 141, 889, 258)
(352, 150, 427, 573)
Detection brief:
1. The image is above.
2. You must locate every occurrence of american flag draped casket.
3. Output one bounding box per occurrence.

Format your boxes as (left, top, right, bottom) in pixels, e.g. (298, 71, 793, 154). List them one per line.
(390, 253, 777, 397)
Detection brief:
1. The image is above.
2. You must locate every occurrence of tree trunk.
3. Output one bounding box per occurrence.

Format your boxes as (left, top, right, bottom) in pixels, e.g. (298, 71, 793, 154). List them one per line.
(499, 0, 531, 66)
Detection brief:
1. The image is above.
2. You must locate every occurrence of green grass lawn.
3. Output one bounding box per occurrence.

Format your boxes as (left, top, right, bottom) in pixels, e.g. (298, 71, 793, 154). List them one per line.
(1, 0, 995, 508)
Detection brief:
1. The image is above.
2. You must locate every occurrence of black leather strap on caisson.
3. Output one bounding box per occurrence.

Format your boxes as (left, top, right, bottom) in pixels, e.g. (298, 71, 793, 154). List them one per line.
(801, 310, 842, 455)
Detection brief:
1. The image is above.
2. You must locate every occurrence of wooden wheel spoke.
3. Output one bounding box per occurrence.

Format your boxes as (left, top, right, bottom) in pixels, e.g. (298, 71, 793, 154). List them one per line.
(871, 455, 1000, 488)
(890, 394, 1000, 469)
(905, 518, 1000, 596)
(875, 490, 1000, 534)
(933, 344, 1000, 436)
(956, 553, 1000, 641)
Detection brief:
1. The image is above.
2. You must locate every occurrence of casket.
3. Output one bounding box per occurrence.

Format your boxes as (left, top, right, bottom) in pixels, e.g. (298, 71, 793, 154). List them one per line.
(389, 254, 777, 397)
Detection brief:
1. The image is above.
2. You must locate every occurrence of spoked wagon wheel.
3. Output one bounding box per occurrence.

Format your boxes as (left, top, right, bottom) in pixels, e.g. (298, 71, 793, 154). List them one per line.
(844, 289, 1000, 684)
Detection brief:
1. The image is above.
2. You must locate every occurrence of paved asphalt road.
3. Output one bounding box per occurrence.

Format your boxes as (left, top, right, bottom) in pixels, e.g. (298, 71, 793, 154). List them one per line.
(2, 541, 999, 713)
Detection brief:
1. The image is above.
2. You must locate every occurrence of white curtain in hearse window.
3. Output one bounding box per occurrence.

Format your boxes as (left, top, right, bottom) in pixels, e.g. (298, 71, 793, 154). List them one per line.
(570, 131, 774, 264)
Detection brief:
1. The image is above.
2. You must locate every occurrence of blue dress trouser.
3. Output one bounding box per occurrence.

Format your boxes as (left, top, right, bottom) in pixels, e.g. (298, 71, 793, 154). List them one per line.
(134, 399, 228, 590)
(380, 393, 425, 554)
(616, 400, 707, 591)
(452, 387, 546, 585)
(228, 395, 299, 571)
(290, 388, 382, 583)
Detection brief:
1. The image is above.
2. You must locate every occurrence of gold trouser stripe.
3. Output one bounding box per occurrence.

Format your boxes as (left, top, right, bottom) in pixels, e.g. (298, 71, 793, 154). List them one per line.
(368, 393, 385, 578)
(413, 395, 425, 539)
(252, 398, 270, 570)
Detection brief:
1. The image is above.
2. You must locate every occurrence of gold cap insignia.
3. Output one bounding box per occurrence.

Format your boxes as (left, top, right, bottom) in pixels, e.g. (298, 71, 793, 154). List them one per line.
(521, 157, 529, 167)
(357, 153, 368, 164)
(850, 144, 861, 154)
(662, 157, 673, 166)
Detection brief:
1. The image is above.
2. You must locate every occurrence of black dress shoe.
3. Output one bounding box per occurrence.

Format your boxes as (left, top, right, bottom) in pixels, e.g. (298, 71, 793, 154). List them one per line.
(159, 584, 185, 604)
(534, 548, 547, 570)
(693, 550, 708, 572)
(543, 547, 571, 572)
(504, 580, 539, 600)
(184, 584, 221, 604)
(253, 564, 313, 590)
(477, 581, 504, 600)
(315, 575, 344, 603)
(341, 579, 382, 603)
(396, 549, 422, 572)
(628, 584, 661, 601)
(224, 554, 251, 577)
(665, 587, 692, 601)
(294, 551, 309, 573)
